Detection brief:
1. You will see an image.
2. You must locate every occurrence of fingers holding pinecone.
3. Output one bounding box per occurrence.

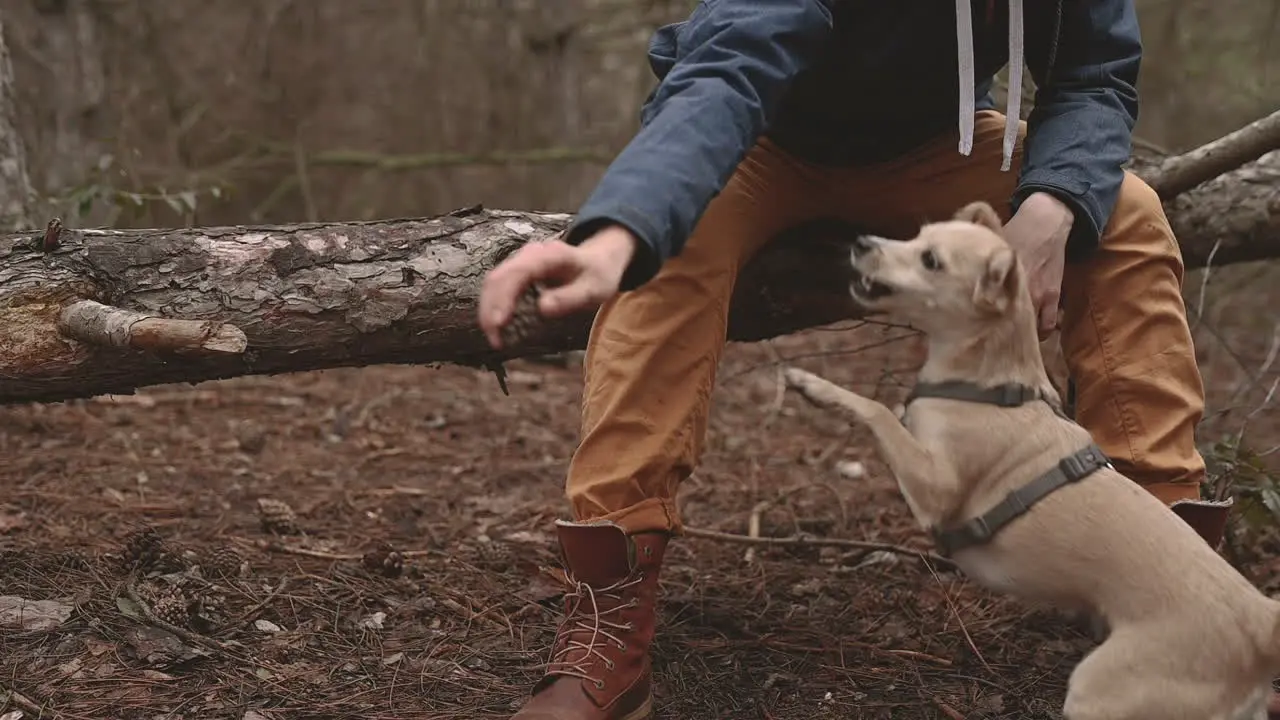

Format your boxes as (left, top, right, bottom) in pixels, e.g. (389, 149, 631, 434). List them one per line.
(499, 284, 546, 350)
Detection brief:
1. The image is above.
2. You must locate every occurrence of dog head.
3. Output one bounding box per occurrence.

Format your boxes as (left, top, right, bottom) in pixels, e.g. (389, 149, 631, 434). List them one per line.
(847, 201, 1024, 333)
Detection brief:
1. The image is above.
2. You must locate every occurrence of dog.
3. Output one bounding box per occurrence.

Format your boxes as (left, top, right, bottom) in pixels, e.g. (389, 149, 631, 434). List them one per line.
(782, 201, 1280, 720)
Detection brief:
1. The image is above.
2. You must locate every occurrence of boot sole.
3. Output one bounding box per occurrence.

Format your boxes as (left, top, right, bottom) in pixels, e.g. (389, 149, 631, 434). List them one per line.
(618, 693, 654, 720)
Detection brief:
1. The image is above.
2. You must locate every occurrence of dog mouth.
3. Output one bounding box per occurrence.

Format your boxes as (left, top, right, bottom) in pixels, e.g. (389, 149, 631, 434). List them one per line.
(849, 267, 893, 302)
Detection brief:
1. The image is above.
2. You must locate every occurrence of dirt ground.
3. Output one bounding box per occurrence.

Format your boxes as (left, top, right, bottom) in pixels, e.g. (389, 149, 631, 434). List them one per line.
(2, 323, 1279, 720)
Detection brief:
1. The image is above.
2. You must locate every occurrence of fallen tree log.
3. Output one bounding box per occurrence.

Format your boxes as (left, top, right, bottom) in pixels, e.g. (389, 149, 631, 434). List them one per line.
(2, 113, 1278, 405)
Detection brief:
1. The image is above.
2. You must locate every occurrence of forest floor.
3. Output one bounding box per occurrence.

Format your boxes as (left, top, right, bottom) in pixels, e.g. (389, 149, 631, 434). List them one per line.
(3, 317, 1279, 720)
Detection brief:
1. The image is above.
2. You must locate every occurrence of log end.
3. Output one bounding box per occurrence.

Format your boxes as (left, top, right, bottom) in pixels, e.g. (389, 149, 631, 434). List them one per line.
(198, 323, 250, 354)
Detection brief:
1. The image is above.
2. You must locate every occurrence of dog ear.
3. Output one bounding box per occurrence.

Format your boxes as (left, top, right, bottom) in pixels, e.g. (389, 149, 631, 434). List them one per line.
(972, 245, 1019, 314)
(953, 201, 1003, 233)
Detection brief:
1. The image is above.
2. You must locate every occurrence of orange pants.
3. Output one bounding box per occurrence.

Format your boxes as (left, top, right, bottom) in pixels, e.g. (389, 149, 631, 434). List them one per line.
(566, 110, 1207, 534)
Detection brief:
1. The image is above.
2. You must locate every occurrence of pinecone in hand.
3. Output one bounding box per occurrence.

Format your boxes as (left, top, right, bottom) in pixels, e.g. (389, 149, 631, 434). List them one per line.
(256, 498, 299, 535)
(499, 284, 545, 350)
(150, 586, 190, 628)
(361, 540, 405, 578)
(207, 546, 247, 579)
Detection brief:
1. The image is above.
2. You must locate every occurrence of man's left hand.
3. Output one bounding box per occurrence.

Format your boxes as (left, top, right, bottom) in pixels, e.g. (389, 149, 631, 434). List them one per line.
(1003, 192, 1073, 340)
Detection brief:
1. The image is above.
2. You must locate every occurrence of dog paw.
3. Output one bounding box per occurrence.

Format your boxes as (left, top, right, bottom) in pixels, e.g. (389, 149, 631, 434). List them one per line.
(782, 367, 816, 390)
(782, 367, 823, 395)
(783, 367, 840, 407)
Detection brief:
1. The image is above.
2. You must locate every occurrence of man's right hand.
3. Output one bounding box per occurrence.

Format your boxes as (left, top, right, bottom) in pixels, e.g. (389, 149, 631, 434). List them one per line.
(478, 224, 640, 349)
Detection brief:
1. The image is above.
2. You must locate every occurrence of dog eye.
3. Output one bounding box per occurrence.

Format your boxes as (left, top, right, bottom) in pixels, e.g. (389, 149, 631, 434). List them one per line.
(921, 249, 943, 271)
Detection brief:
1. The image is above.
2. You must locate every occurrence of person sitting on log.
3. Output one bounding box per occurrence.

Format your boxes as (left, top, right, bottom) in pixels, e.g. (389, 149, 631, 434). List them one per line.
(477, 2, 1267, 718)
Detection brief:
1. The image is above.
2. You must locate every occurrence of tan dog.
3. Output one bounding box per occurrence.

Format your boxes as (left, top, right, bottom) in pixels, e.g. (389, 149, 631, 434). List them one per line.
(782, 201, 1280, 720)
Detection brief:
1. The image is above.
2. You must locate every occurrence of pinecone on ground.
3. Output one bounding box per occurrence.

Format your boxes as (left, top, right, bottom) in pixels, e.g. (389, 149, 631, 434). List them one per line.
(206, 546, 247, 579)
(149, 586, 189, 628)
(120, 526, 168, 571)
(471, 539, 513, 570)
(57, 549, 91, 570)
(256, 498, 299, 535)
(499, 284, 544, 349)
(187, 593, 224, 632)
(361, 540, 405, 578)
(0, 548, 28, 575)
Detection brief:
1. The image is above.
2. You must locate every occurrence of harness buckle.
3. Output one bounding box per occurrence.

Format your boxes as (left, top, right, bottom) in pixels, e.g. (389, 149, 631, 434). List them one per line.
(1058, 447, 1101, 481)
(961, 515, 993, 542)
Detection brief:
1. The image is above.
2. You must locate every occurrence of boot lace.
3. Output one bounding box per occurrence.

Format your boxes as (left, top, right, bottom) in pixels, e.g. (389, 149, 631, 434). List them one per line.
(545, 571, 644, 689)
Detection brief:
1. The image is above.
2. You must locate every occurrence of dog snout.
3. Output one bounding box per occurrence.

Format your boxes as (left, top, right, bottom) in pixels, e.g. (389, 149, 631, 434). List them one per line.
(851, 234, 877, 256)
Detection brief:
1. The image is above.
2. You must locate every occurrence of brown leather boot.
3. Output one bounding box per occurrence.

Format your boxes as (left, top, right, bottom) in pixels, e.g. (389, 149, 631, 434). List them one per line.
(1168, 497, 1233, 550)
(513, 520, 668, 720)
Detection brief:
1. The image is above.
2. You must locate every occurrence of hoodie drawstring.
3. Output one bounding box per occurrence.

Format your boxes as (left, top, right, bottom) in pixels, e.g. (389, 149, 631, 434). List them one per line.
(955, 0, 1024, 172)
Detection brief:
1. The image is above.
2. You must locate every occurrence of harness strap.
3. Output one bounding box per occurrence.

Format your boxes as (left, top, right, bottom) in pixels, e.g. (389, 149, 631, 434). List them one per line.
(907, 380, 1071, 420)
(932, 442, 1111, 557)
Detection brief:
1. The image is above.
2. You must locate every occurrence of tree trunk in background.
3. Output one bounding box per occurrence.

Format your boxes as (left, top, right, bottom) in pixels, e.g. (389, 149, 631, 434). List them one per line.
(3, 0, 108, 226)
(0, 18, 33, 231)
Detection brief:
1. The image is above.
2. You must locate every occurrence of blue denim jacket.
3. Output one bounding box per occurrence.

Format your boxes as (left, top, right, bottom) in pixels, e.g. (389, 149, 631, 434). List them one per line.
(566, 0, 1142, 290)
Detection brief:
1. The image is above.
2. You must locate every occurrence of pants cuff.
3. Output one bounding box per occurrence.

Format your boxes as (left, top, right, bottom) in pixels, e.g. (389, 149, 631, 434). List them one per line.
(578, 497, 683, 536)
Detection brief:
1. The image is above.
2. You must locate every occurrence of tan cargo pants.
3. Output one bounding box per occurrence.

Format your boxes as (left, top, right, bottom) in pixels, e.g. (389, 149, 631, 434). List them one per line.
(566, 110, 1207, 534)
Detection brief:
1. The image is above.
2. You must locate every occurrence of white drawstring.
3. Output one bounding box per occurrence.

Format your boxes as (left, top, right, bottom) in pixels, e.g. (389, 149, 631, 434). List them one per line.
(955, 0, 1024, 172)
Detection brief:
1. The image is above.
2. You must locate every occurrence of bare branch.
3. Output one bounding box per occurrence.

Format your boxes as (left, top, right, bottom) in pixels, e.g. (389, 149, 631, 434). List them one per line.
(1146, 109, 1280, 199)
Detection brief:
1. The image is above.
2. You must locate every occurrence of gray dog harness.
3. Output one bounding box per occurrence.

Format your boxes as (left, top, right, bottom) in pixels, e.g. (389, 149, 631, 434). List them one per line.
(905, 380, 1113, 557)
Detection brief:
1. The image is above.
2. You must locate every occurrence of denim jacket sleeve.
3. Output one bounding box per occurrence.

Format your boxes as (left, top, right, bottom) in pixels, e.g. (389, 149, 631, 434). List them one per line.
(1013, 0, 1142, 261)
(564, 0, 835, 290)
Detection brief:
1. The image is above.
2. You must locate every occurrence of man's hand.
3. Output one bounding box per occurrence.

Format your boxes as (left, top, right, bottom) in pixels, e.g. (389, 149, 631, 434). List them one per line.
(477, 224, 640, 349)
(1003, 192, 1073, 340)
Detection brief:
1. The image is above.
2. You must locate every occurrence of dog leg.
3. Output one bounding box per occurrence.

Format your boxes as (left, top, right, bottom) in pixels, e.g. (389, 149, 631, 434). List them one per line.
(1062, 632, 1222, 720)
(783, 367, 959, 524)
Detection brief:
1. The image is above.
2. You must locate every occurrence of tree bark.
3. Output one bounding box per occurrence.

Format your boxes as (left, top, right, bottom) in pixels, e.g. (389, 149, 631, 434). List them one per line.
(1, 116, 1278, 405)
(0, 18, 34, 232)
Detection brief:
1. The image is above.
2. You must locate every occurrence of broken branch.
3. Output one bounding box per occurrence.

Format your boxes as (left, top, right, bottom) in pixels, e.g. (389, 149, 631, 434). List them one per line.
(1146, 109, 1280, 199)
(59, 300, 247, 355)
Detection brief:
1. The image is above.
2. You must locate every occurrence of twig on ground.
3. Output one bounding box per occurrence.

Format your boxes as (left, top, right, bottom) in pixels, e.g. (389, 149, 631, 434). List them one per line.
(0, 683, 47, 717)
(230, 536, 438, 560)
(217, 577, 293, 638)
(682, 526, 955, 570)
(924, 561, 990, 672)
(743, 500, 770, 565)
(439, 597, 508, 631)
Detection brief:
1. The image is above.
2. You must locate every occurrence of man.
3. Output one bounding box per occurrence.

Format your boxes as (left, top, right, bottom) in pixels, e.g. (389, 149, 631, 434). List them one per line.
(479, 2, 1271, 718)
